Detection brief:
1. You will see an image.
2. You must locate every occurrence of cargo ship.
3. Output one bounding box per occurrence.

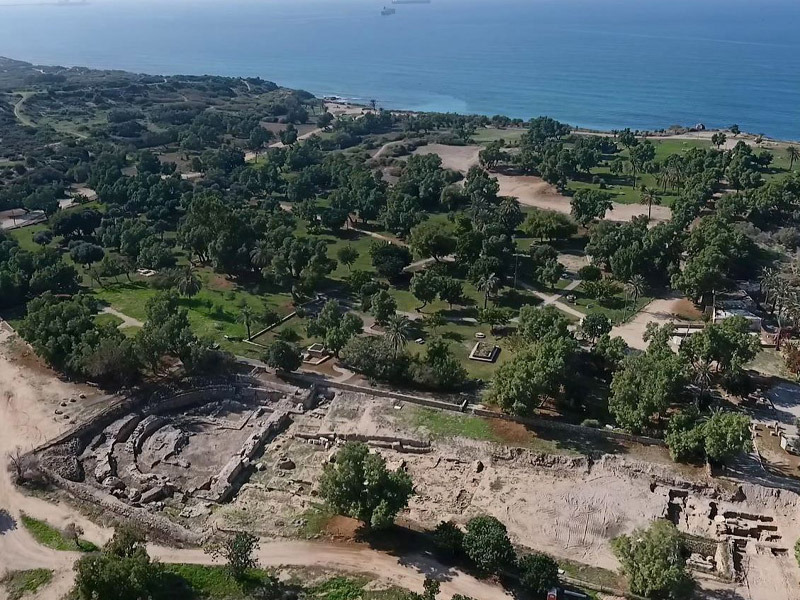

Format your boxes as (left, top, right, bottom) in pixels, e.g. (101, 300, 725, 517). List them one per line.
(381, 6, 396, 15)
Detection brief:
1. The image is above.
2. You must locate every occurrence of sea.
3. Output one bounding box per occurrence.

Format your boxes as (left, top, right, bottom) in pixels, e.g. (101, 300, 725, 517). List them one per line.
(0, 0, 798, 139)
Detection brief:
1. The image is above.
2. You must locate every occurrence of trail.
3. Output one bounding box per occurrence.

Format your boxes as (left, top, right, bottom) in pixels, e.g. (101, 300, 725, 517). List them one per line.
(99, 306, 143, 329)
(12, 91, 36, 127)
(518, 281, 585, 320)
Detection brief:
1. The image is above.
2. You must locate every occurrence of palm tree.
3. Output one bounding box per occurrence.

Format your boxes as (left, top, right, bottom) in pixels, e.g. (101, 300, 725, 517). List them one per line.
(250, 241, 272, 270)
(625, 275, 647, 315)
(692, 361, 713, 408)
(477, 272, 500, 309)
(787, 145, 799, 171)
(640, 186, 660, 220)
(238, 305, 255, 339)
(176, 267, 201, 298)
(384, 314, 412, 357)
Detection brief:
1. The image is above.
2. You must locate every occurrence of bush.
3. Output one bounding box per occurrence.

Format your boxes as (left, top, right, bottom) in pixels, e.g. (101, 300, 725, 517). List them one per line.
(577, 265, 602, 281)
(263, 340, 302, 373)
(581, 418, 600, 428)
(462, 516, 516, 575)
(32, 230, 53, 245)
(518, 553, 559, 596)
(432, 521, 464, 557)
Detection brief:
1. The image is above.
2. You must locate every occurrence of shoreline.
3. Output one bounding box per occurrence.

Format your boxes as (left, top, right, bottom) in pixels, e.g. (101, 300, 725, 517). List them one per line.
(322, 96, 799, 146)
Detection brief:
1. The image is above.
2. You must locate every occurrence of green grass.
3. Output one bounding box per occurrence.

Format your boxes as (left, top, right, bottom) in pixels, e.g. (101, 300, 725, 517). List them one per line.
(2, 569, 53, 600)
(405, 406, 502, 442)
(8, 223, 49, 252)
(471, 127, 526, 145)
(94, 312, 124, 328)
(299, 503, 337, 538)
(20, 514, 98, 552)
(558, 556, 627, 592)
(162, 564, 277, 600)
(569, 284, 653, 325)
(310, 576, 410, 600)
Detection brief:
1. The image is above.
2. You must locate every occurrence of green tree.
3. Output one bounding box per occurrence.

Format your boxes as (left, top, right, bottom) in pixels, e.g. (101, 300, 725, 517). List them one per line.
(370, 289, 397, 326)
(611, 520, 693, 599)
(319, 442, 413, 529)
(432, 521, 464, 557)
(711, 132, 727, 149)
(580, 313, 612, 345)
(570, 189, 613, 226)
(238, 304, 255, 339)
(410, 269, 440, 311)
(385, 313, 412, 357)
(462, 516, 516, 575)
(518, 553, 559, 596)
(477, 272, 500, 309)
(69, 242, 105, 269)
(517, 305, 571, 343)
(408, 221, 456, 262)
(703, 410, 751, 463)
(74, 527, 160, 600)
(205, 531, 260, 580)
(609, 324, 688, 433)
(478, 306, 511, 334)
(264, 340, 302, 372)
(173, 267, 200, 298)
(370, 240, 412, 280)
(337, 245, 359, 271)
(489, 335, 577, 415)
(787, 145, 799, 171)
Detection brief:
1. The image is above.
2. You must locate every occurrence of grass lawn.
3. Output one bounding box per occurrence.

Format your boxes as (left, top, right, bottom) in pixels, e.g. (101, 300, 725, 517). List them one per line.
(162, 564, 277, 600)
(471, 127, 526, 146)
(94, 312, 124, 328)
(2, 569, 53, 600)
(403, 405, 579, 455)
(8, 223, 49, 252)
(20, 514, 98, 552)
(569, 284, 653, 325)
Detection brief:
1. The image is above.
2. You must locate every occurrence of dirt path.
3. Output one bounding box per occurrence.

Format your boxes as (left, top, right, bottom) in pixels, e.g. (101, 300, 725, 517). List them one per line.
(100, 306, 143, 329)
(150, 540, 512, 600)
(518, 281, 585, 320)
(12, 92, 36, 127)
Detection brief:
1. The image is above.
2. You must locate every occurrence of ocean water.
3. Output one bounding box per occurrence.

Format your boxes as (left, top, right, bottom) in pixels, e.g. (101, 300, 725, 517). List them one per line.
(0, 0, 798, 139)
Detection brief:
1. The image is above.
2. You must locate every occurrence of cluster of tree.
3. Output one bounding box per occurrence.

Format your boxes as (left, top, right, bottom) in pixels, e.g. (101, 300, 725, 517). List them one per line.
(319, 442, 414, 529)
(340, 320, 467, 392)
(432, 517, 559, 596)
(612, 520, 693, 599)
(0, 233, 79, 308)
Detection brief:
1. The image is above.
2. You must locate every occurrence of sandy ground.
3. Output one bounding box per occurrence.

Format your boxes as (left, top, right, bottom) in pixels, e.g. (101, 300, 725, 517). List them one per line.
(413, 145, 672, 223)
(0, 324, 111, 582)
(0, 323, 510, 599)
(609, 295, 700, 350)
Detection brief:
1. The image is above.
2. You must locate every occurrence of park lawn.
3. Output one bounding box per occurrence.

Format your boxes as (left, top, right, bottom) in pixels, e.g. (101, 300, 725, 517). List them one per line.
(2, 569, 53, 600)
(569, 284, 653, 325)
(20, 514, 98, 552)
(471, 127, 526, 145)
(410, 317, 513, 380)
(248, 314, 317, 350)
(9, 223, 51, 251)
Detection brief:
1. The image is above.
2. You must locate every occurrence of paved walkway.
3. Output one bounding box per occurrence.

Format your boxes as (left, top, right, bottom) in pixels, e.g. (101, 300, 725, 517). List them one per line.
(519, 281, 585, 319)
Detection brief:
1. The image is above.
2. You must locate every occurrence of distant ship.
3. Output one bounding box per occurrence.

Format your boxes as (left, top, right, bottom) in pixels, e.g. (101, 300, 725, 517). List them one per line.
(391, 0, 431, 4)
(381, 6, 396, 15)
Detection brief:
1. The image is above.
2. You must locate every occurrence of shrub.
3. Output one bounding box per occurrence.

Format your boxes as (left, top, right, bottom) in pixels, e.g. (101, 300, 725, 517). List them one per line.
(518, 553, 559, 596)
(577, 265, 602, 281)
(432, 521, 464, 557)
(581, 418, 600, 428)
(462, 516, 516, 575)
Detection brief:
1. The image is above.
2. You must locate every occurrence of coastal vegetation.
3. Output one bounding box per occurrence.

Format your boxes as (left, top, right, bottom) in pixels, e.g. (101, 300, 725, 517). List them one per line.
(2, 55, 798, 470)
